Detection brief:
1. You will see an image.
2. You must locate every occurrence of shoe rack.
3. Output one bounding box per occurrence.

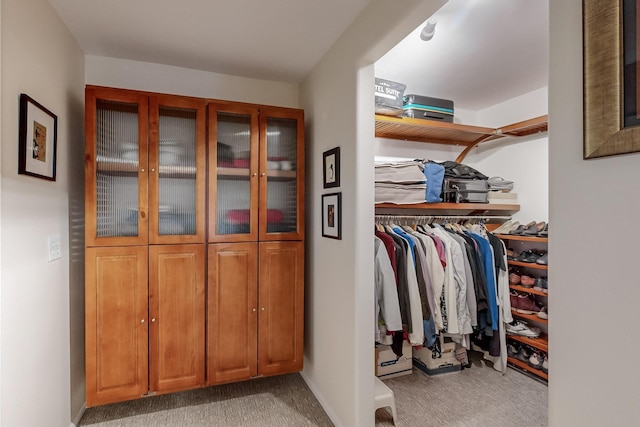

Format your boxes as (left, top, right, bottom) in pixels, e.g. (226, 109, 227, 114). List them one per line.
(498, 233, 549, 381)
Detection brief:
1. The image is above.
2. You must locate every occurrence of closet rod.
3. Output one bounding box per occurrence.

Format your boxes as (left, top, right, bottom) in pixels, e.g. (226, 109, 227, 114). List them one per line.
(374, 214, 512, 225)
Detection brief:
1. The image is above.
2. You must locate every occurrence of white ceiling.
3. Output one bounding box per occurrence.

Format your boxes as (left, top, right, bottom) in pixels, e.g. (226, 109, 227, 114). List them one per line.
(47, 0, 548, 111)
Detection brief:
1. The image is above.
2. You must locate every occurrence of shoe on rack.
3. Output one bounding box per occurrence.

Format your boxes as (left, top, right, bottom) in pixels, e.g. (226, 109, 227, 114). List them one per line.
(520, 274, 535, 288)
(493, 220, 514, 234)
(538, 223, 548, 237)
(536, 253, 548, 265)
(510, 290, 520, 309)
(537, 306, 548, 320)
(509, 223, 528, 235)
(523, 250, 542, 263)
(506, 320, 541, 338)
(506, 249, 518, 260)
(509, 272, 521, 285)
(528, 351, 545, 370)
(523, 221, 544, 235)
(516, 345, 533, 363)
(507, 342, 520, 358)
(516, 250, 533, 262)
(533, 277, 548, 293)
(542, 355, 549, 374)
(516, 294, 542, 314)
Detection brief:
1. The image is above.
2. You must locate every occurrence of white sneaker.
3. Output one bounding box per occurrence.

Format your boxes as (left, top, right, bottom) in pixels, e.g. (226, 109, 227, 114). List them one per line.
(506, 320, 540, 338)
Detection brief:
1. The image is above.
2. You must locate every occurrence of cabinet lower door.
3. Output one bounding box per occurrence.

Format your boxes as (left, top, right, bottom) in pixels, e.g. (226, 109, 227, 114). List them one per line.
(85, 246, 149, 407)
(258, 241, 304, 375)
(207, 243, 258, 384)
(149, 244, 205, 394)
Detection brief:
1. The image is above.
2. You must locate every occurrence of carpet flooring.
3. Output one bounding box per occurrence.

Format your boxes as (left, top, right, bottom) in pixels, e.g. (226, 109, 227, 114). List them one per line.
(79, 355, 547, 427)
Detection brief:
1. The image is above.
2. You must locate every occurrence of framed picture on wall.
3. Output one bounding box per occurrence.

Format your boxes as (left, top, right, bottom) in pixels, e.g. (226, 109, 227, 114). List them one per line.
(322, 147, 340, 188)
(321, 192, 342, 240)
(18, 93, 58, 181)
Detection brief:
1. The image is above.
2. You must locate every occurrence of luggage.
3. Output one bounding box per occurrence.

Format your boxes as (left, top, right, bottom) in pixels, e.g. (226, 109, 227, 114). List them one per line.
(402, 94, 454, 122)
(442, 178, 489, 203)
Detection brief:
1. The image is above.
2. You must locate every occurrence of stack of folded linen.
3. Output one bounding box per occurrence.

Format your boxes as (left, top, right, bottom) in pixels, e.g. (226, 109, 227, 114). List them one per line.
(374, 160, 426, 204)
(487, 176, 518, 204)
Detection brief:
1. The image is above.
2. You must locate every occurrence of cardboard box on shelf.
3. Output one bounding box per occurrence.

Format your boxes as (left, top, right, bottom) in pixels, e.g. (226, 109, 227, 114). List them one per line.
(375, 78, 406, 117)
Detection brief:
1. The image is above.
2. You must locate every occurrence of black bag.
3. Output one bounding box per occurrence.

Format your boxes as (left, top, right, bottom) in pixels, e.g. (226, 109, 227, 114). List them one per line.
(439, 161, 488, 180)
(442, 178, 489, 203)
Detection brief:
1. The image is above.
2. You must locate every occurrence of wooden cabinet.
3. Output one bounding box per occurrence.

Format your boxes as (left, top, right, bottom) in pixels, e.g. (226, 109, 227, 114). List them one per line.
(85, 246, 148, 406)
(85, 244, 205, 407)
(85, 86, 207, 407)
(207, 241, 304, 385)
(208, 102, 305, 242)
(85, 86, 305, 406)
(85, 86, 206, 247)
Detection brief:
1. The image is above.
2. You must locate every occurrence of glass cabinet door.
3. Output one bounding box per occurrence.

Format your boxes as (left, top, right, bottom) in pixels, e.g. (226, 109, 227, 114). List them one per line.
(149, 96, 206, 244)
(259, 107, 304, 241)
(208, 103, 259, 242)
(85, 87, 149, 247)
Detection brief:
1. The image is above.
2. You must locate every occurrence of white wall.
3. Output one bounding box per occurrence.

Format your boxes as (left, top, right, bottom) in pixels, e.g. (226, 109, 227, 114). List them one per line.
(86, 56, 299, 108)
(1, 1, 85, 427)
(299, 1, 446, 426)
(549, 1, 640, 424)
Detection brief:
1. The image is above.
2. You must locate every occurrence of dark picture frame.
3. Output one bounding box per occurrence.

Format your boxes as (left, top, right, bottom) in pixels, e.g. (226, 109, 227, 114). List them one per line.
(321, 192, 342, 240)
(18, 94, 58, 180)
(322, 147, 340, 188)
(584, 0, 640, 158)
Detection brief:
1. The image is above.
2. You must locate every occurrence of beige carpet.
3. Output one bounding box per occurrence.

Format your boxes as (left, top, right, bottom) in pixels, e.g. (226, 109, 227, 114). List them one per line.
(79, 356, 547, 427)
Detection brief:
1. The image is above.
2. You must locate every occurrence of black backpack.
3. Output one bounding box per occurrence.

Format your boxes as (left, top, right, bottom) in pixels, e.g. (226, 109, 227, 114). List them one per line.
(439, 161, 488, 180)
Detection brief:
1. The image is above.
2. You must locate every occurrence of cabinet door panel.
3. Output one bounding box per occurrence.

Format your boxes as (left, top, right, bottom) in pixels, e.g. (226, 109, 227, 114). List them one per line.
(85, 246, 148, 407)
(207, 243, 258, 384)
(85, 87, 149, 247)
(258, 241, 304, 375)
(259, 108, 304, 241)
(149, 95, 206, 244)
(208, 103, 259, 242)
(149, 244, 205, 394)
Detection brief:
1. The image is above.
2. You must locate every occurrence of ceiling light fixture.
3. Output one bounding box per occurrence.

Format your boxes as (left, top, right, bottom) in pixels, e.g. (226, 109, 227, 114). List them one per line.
(420, 17, 438, 41)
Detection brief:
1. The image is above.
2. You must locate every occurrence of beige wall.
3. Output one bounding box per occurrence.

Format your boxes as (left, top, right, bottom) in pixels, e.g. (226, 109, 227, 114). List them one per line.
(549, 0, 640, 424)
(0, 0, 85, 425)
(299, 1, 446, 425)
(85, 55, 299, 108)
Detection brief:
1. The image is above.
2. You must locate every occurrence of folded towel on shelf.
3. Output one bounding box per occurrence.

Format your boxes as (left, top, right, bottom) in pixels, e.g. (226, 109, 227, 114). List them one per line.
(375, 182, 427, 205)
(374, 160, 426, 184)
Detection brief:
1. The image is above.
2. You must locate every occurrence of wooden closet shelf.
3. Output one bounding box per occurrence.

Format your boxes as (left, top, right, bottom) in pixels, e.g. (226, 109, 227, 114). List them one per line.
(510, 284, 548, 297)
(374, 114, 548, 162)
(508, 333, 548, 352)
(374, 202, 520, 217)
(511, 309, 548, 324)
(508, 260, 548, 270)
(507, 357, 548, 380)
(498, 234, 548, 243)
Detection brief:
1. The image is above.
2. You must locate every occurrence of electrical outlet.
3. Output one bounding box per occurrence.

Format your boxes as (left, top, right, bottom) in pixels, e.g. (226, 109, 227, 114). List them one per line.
(48, 235, 61, 262)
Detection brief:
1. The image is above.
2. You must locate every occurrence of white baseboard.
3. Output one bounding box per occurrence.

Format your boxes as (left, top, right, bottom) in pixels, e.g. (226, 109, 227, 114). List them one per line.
(299, 371, 343, 427)
(69, 402, 86, 427)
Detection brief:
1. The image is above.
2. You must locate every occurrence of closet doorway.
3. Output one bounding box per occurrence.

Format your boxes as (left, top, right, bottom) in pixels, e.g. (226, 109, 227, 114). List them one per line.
(372, 0, 549, 425)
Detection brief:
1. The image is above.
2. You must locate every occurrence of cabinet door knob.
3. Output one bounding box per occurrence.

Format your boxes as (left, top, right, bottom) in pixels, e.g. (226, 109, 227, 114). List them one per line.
(252, 172, 258, 177)
(261, 173, 266, 177)
(141, 168, 145, 172)
(151, 318, 156, 322)
(140, 319, 145, 323)
(151, 168, 156, 172)
(252, 308, 256, 312)
(261, 307, 265, 311)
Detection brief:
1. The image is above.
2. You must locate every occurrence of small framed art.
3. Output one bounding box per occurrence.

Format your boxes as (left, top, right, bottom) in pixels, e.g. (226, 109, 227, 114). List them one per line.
(18, 94, 58, 181)
(321, 192, 342, 240)
(322, 147, 340, 188)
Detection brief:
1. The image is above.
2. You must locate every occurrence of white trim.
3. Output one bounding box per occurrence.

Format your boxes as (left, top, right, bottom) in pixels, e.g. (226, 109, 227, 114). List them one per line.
(300, 371, 344, 427)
